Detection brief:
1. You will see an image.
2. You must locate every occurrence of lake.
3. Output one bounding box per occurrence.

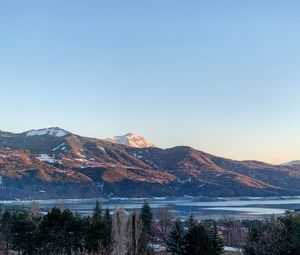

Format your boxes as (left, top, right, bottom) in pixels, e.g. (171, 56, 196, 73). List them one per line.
(1, 196, 300, 219)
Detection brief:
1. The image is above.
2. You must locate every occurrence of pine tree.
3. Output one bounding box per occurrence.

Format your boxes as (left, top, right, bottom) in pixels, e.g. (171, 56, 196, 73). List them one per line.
(166, 219, 186, 255)
(140, 200, 153, 253)
(93, 200, 102, 222)
(185, 223, 215, 255)
(38, 207, 65, 254)
(280, 211, 300, 255)
(85, 201, 105, 254)
(140, 200, 153, 235)
(1, 212, 12, 255)
(103, 208, 113, 254)
(186, 214, 197, 229)
(61, 210, 85, 255)
(10, 213, 38, 255)
(211, 222, 224, 255)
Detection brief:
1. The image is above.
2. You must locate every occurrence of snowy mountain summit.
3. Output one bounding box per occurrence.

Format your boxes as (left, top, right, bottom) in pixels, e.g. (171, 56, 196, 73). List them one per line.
(25, 127, 69, 137)
(106, 133, 155, 148)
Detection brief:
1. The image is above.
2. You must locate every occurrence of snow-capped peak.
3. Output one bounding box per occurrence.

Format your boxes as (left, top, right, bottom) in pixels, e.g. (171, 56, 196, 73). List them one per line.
(25, 127, 69, 137)
(105, 133, 155, 148)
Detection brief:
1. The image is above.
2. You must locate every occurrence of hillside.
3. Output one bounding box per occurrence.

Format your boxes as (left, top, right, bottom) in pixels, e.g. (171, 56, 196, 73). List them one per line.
(0, 128, 299, 199)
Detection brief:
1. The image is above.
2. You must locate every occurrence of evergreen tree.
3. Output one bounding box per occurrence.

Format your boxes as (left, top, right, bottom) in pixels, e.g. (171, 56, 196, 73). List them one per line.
(85, 201, 105, 254)
(0, 212, 12, 255)
(210, 222, 224, 255)
(166, 219, 186, 255)
(60, 210, 85, 255)
(37, 208, 85, 254)
(38, 207, 65, 254)
(103, 208, 113, 254)
(280, 211, 300, 255)
(184, 223, 216, 255)
(186, 214, 197, 229)
(10, 213, 38, 255)
(139, 200, 153, 253)
(93, 200, 102, 222)
(140, 200, 153, 235)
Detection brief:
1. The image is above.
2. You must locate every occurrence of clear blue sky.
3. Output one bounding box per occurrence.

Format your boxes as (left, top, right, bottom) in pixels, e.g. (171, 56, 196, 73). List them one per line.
(1, 0, 300, 164)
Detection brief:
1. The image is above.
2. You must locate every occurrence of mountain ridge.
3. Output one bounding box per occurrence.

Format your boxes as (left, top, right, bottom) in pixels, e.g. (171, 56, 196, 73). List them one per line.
(282, 160, 300, 166)
(0, 127, 299, 200)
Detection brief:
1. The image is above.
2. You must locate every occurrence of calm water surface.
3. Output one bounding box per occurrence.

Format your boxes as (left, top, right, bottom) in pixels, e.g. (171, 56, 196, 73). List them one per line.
(1, 197, 300, 219)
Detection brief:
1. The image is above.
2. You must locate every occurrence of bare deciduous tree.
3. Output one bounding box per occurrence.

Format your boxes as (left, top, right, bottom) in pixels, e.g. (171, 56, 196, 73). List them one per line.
(222, 217, 248, 247)
(154, 207, 174, 239)
(29, 201, 39, 218)
(126, 211, 143, 255)
(112, 207, 128, 255)
(112, 207, 146, 255)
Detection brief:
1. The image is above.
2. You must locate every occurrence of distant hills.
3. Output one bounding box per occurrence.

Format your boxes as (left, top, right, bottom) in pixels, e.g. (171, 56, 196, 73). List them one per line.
(282, 160, 300, 167)
(0, 127, 299, 200)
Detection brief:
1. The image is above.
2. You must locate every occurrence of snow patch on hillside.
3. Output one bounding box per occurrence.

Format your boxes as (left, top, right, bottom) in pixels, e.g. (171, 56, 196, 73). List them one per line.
(36, 154, 57, 163)
(97, 146, 106, 153)
(52, 143, 66, 151)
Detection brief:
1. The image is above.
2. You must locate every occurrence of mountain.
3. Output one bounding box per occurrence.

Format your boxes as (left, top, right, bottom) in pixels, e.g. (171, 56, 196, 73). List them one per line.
(0, 127, 299, 200)
(105, 133, 155, 148)
(25, 127, 70, 137)
(282, 160, 300, 166)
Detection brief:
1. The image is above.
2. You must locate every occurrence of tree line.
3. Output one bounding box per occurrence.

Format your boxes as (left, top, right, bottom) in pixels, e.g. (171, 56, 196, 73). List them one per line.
(164, 211, 300, 255)
(0, 200, 299, 255)
(166, 216, 224, 255)
(243, 212, 300, 255)
(0, 201, 153, 255)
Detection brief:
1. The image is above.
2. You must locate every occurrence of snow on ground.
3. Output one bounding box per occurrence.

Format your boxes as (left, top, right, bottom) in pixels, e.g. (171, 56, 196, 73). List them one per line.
(77, 152, 87, 158)
(97, 146, 106, 153)
(177, 178, 192, 184)
(133, 152, 144, 160)
(106, 133, 155, 148)
(224, 246, 243, 252)
(26, 128, 68, 137)
(75, 158, 87, 162)
(36, 154, 57, 163)
(52, 143, 65, 151)
(148, 243, 166, 252)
